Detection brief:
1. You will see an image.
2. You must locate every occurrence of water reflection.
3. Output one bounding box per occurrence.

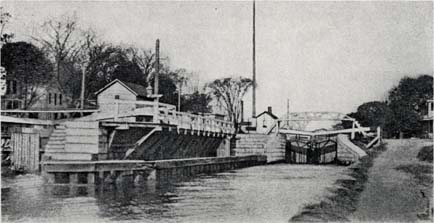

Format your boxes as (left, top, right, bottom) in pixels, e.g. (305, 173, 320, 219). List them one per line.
(2, 164, 346, 223)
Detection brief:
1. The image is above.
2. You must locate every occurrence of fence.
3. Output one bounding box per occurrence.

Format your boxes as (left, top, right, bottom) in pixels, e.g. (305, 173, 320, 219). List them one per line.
(11, 132, 40, 173)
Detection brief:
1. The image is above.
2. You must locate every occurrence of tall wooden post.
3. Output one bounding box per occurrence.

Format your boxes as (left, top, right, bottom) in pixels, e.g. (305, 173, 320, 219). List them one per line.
(252, 0, 256, 119)
(286, 98, 290, 118)
(178, 82, 182, 112)
(80, 65, 86, 109)
(154, 39, 160, 95)
(376, 126, 382, 146)
(153, 39, 160, 123)
(351, 121, 356, 139)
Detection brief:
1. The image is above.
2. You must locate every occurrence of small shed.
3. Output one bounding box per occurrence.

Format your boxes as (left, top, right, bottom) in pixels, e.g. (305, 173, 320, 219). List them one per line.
(95, 79, 151, 114)
(255, 106, 279, 134)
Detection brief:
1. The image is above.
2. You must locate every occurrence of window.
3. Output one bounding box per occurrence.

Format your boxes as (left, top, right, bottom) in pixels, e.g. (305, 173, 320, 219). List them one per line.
(13, 101, 20, 109)
(59, 94, 62, 105)
(5, 100, 20, 109)
(6, 80, 17, 94)
(5, 80, 10, 94)
(54, 93, 57, 105)
(5, 80, 16, 94)
(12, 81, 17, 94)
(114, 95, 120, 99)
(6, 101, 12, 109)
(48, 93, 52, 104)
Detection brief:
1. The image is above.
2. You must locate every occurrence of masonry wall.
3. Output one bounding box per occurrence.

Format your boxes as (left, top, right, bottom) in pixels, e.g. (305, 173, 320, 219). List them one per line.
(233, 133, 286, 163)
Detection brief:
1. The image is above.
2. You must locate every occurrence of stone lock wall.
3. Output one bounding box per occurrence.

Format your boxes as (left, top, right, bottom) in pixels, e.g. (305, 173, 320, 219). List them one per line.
(233, 133, 286, 163)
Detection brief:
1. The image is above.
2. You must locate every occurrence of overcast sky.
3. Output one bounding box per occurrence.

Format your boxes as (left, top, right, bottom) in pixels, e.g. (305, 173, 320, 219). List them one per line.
(3, 1, 433, 118)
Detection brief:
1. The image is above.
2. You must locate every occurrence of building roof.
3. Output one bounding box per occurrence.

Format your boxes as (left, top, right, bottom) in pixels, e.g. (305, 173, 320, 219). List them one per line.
(94, 79, 148, 97)
(255, 111, 278, 119)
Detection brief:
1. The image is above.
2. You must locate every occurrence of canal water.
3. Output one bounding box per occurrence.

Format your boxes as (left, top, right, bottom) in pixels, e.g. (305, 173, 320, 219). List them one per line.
(2, 164, 347, 223)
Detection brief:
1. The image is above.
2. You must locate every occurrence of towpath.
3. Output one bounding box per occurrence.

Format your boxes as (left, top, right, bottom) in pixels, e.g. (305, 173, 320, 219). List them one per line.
(350, 139, 433, 222)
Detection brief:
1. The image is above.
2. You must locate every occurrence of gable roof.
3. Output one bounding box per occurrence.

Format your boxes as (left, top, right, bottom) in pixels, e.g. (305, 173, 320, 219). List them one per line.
(256, 111, 278, 119)
(94, 79, 148, 97)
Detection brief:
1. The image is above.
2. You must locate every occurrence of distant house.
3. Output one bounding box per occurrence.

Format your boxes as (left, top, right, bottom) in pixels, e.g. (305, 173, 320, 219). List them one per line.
(421, 99, 433, 138)
(1, 78, 70, 120)
(255, 106, 279, 134)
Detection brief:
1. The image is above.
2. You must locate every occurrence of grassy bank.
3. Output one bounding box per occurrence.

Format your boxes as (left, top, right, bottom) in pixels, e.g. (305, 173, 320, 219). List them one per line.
(290, 143, 387, 222)
(395, 145, 433, 220)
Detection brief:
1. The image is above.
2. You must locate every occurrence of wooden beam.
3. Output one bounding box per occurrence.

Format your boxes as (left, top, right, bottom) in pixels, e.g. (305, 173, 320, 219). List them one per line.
(280, 127, 371, 137)
(124, 127, 159, 159)
(101, 122, 171, 129)
(1, 109, 98, 113)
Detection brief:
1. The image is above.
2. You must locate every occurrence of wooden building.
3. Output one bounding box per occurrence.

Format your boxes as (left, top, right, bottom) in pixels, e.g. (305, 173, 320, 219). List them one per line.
(1, 78, 70, 120)
(95, 79, 152, 112)
(255, 107, 279, 134)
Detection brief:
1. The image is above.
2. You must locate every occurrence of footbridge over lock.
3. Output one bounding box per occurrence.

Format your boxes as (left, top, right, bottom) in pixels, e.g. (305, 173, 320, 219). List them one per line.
(43, 100, 235, 162)
(261, 112, 380, 164)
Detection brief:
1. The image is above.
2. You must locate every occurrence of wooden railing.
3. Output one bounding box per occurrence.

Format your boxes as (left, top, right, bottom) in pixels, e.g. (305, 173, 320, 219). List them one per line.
(1, 100, 235, 134)
(99, 100, 235, 134)
(270, 118, 371, 139)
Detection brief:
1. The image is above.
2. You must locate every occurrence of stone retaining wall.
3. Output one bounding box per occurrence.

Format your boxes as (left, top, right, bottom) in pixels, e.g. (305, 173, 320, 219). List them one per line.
(42, 155, 267, 185)
(234, 133, 286, 163)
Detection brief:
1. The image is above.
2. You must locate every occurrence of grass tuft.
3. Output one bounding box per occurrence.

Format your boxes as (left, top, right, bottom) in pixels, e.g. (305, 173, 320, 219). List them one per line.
(417, 146, 433, 163)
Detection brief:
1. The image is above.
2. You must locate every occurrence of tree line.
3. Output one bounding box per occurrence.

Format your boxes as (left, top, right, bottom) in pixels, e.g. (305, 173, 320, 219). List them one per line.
(1, 11, 253, 131)
(345, 75, 433, 138)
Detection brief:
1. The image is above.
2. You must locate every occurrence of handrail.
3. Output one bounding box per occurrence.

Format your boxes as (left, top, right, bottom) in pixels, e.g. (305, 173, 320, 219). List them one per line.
(102, 99, 234, 134)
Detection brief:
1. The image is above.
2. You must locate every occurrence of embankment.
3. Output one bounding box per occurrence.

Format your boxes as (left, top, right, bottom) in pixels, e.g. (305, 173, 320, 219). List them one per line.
(349, 139, 432, 222)
(290, 142, 386, 222)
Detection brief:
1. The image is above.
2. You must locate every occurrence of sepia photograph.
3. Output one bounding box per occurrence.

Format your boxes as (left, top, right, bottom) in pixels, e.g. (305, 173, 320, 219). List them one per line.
(1, 1, 433, 222)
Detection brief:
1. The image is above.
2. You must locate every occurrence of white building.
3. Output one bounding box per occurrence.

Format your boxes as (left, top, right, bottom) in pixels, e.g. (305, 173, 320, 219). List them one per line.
(255, 107, 279, 134)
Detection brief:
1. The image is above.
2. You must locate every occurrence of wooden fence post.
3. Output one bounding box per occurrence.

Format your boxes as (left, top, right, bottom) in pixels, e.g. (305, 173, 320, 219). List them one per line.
(351, 121, 356, 139)
(376, 126, 382, 146)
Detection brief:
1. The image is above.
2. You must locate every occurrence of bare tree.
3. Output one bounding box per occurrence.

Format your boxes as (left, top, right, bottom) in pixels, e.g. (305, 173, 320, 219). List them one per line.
(129, 48, 155, 86)
(207, 77, 253, 133)
(32, 15, 85, 92)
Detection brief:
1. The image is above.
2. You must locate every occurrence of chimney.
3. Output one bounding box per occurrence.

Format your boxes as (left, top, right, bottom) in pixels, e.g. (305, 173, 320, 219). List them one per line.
(267, 106, 272, 114)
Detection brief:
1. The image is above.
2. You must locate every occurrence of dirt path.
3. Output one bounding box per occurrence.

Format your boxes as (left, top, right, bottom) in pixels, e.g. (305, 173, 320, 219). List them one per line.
(350, 139, 433, 222)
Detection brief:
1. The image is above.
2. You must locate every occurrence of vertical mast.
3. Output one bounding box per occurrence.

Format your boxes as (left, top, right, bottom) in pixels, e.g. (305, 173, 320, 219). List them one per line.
(287, 98, 290, 118)
(252, 0, 256, 119)
(80, 65, 86, 109)
(154, 39, 160, 95)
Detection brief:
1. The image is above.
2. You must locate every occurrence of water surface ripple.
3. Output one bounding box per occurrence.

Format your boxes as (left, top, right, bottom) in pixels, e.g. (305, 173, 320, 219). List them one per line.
(2, 164, 346, 223)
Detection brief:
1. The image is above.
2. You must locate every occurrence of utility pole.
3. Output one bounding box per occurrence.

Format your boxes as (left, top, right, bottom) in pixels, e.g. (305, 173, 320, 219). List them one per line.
(152, 39, 161, 123)
(252, 0, 256, 119)
(286, 98, 290, 118)
(178, 81, 182, 112)
(154, 39, 160, 95)
(80, 64, 86, 109)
